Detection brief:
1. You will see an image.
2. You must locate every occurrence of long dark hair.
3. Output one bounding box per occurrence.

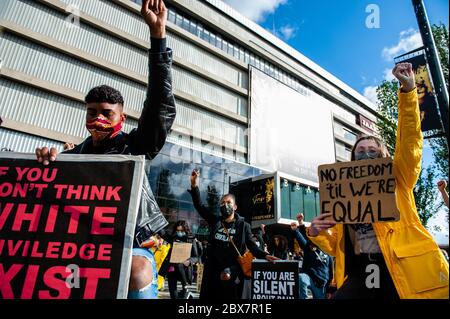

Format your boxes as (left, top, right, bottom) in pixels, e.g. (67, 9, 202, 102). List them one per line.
(172, 220, 191, 237)
(350, 135, 391, 161)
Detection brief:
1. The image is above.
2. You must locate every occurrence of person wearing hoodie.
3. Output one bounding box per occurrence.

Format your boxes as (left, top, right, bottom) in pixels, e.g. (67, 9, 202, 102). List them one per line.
(188, 169, 279, 299)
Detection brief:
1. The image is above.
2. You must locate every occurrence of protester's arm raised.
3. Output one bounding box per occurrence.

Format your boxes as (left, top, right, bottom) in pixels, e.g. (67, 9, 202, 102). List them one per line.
(290, 222, 308, 250)
(188, 170, 216, 225)
(392, 62, 422, 190)
(131, 0, 176, 158)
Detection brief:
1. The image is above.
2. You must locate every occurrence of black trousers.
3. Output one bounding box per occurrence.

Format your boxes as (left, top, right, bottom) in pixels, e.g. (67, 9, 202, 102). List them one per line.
(333, 254, 399, 300)
(167, 263, 188, 299)
(200, 263, 243, 300)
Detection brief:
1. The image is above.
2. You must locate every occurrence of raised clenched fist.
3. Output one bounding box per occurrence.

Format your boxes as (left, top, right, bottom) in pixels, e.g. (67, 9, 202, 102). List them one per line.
(141, 0, 167, 38)
(190, 169, 200, 188)
(392, 62, 416, 93)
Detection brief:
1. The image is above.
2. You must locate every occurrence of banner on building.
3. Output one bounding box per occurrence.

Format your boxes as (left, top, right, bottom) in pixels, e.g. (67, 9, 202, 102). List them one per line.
(250, 67, 335, 184)
(252, 260, 299, 299)
(318, 157, 400, 223)
(395, 48, 443, 136)
(0, 153, 145, 299)
(230, 174, 277, 226)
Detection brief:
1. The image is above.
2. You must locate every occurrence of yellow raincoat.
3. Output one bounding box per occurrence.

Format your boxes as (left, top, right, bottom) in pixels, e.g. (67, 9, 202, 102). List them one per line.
(152, 243, 171, 291)
(308, 89, 449, 299)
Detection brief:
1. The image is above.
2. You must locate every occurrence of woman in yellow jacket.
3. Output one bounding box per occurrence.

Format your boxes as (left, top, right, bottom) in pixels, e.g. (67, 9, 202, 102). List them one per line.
(307, 63, 449, 299)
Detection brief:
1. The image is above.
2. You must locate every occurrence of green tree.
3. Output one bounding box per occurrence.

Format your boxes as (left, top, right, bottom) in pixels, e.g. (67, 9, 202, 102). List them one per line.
(432, 23, 449, 92)
(376, 80, 399, 156)
(376, 82, 439, 227)
(429, 23, 449, 183)
(375, 23, 449, 227)
(414, 165, 438, 228)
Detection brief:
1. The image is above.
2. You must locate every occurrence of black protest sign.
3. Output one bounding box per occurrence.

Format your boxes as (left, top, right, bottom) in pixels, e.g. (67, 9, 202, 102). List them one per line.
(252, 260, 299, 299)
(396, 51, 442, 134)
(251, 177, 275, 221)
(229, 176, 276, 223)
(0, 153, 144, 299)
(319, 157, 400, 224)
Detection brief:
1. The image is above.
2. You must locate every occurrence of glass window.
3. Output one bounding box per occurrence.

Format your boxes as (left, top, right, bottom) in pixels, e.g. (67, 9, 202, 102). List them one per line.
(280, 182, 291, 220)
(244, 51, 250, 63)
(255, 56, 261, 69)
(201, 29, 210, 42)
(228, 43, 234, 55)
(335, 142, 351, 160)
(290, 184, 303, 220)
(216, 34, 223, 49)
(343, 127, 357, 144)
(209, 33, 216, 46)
(234, 46, 240, 59)
(168, 9, 176, 23)
(315, 191, 321, 218)
(274, 68, 280, 79)
(264, 62, 270, 74)
(303, 187, 317, 221)
(269, 64, 275, 76)
(249, 54, 255, 66)
(222, 39, 228, 52)
(189, 20, 197, 35)
(182, 16, 190, 31)
(175, 13, 183, 27)
(197, 24, 204, 38)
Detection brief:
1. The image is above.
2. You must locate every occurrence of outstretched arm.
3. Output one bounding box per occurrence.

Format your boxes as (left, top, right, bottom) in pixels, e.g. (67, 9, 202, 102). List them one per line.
(188, 170, 217, 225)
(290, 222, 308, 250)
(130, 0, 176, 158)
(392, 62, 422, 190)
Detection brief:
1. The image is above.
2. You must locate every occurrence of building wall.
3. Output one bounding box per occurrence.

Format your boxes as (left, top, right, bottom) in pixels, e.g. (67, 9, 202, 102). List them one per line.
(0, 0, 381, 231)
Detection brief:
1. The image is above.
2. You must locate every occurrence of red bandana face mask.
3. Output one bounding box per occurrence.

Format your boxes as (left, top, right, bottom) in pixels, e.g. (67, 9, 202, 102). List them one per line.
(86, 117, 122, 141)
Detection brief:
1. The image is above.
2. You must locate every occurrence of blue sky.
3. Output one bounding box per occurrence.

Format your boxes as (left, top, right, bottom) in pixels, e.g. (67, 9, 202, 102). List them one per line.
(223, 0, 449, 242)
(224, 0, 448, 97)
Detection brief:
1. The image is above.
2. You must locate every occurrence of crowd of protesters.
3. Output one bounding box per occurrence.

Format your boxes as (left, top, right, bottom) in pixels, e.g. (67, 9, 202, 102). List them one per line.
(1, 0, 446, 300)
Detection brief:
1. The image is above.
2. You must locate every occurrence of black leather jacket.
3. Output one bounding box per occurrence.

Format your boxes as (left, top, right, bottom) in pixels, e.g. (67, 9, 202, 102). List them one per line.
(65, 48, 176, 247)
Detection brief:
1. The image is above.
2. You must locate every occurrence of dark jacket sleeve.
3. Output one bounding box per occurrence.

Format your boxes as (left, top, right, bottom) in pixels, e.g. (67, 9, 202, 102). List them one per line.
(129, 45, 176, 158)
(298, 224, 308, 239)
(325, 256, 335, 292)
(189, 238, 202, 264)
(188, 186, 217, 226)
(245, 223, 268, 259)
(158, 228, 173, 243)
(293, 229, 308, 250)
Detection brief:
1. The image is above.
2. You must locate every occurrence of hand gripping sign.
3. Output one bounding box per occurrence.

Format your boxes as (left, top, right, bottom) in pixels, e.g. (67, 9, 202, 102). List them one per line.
(0, 153, 144, 299)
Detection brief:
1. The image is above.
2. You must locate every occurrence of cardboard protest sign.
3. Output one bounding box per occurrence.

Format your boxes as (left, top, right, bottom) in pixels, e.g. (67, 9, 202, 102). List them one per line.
(252, 260, 299, 299)
(196, 263, 204, 293)
(0, 153, 144, 299)
(318, 157, 399, 223)
(169, 242, 192, 263)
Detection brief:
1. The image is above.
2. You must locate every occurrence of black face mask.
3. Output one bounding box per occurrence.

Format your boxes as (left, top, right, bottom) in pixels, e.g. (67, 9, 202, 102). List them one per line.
(220, 204, 234, 219)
